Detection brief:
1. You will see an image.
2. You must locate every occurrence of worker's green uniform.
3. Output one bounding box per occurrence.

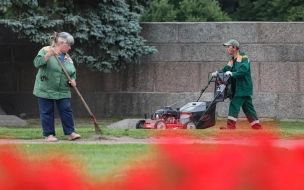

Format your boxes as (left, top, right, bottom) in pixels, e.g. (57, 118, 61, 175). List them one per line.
(220, 51, 261, 128)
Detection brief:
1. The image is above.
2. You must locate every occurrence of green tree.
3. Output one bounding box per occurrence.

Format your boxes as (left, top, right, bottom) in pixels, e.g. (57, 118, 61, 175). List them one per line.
(217, 0, 239, 19)
(140, 0, 230, 22)
(0, 0, 157, 72)
(286, 3, 304, 21)
(179, 0, 231, 21)
(139, 0, 177, 22)
(233, 0, 257, 21)
(218, 0, 304, 21)
(126, 0, 155, 14)
(0, 0, 12, 18)
(252, 0, 275, 21)
(253, 0, 304, 21)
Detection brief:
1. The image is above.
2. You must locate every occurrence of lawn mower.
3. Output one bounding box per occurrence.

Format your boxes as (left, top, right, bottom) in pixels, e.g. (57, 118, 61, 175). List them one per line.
(136, 72, 233, 129)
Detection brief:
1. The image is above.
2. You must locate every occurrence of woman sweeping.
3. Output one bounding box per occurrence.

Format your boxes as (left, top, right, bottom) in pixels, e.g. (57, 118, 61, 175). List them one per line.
(33, 32, 81, 142)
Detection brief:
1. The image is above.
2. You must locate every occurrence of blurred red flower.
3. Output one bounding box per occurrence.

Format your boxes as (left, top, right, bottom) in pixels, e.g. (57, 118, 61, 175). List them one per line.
(1, 136, 304, 190)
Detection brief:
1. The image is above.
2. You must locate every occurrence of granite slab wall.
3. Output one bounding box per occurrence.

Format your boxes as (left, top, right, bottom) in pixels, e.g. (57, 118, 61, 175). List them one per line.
(1, 22, 304, 120)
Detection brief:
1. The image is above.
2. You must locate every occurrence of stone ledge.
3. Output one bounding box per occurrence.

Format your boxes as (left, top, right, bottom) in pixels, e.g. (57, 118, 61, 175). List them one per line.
(0, 105, 6, 115)
(0, 115, 27, 126)
(107, 119, 142, 129)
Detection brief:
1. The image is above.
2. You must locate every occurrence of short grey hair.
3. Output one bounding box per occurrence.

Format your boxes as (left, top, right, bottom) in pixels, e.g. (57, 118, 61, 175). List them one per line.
(51, 32, 74, 46)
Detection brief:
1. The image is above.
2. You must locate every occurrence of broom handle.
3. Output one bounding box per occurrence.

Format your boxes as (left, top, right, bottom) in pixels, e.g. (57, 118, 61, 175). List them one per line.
(54, 56, 95, 117)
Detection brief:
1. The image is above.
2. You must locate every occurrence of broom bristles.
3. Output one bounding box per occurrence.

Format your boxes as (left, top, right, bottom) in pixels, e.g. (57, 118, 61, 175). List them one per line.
(94, 122, 103, 134)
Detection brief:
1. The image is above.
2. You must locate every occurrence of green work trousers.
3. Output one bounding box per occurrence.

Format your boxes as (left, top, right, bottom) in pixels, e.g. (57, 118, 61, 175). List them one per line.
(228, 96, 259, 125)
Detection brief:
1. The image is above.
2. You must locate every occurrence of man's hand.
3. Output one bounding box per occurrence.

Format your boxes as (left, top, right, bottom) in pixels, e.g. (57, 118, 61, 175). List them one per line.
(225, 71, 232, 76)
(211, 71, 218, 77)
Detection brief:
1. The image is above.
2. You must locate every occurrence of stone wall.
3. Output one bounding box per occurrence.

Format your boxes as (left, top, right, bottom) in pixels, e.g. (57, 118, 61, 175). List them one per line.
(1, 22, 304, 120)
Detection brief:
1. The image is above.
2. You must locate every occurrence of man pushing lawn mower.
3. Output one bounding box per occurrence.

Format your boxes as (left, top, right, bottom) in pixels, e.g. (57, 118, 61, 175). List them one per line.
(211, 39, 262, 130)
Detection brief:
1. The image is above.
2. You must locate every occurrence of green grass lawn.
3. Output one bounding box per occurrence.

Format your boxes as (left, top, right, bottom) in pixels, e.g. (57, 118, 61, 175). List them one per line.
(0, 143, 153, 180)
(0, 117, 304, 140)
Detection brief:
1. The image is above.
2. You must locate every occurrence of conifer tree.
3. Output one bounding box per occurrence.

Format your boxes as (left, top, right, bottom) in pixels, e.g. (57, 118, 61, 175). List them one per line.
(0, 0, 157, 72)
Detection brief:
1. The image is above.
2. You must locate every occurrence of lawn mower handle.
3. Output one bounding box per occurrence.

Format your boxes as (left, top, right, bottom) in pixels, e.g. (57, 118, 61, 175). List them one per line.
(195, 74, 231, 127)
(196, 72, 216, 102)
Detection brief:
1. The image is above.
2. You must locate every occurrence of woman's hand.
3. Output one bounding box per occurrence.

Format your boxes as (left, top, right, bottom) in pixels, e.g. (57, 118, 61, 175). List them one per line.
(44, 47, 59, 61)
(69, 80, 76, 87)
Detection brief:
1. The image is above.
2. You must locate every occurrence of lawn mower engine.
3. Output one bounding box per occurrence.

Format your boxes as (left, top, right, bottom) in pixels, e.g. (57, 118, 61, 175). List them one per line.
(136, 72, 232, 129)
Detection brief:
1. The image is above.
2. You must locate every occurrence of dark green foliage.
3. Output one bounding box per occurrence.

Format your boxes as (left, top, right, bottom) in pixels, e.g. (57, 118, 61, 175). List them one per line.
(179, 0, 231, 21)
(234, 0, 257, 21)
(219, 0, 304, 21)
(253, 0, 304, 21)
(125, 0, 155, 14)
(140, 0, 304, 22)
(139, 0, 177, 22)
(140, 0, 231, 22)
(217, 0, 239, 20)
(0, 0, 157, 72)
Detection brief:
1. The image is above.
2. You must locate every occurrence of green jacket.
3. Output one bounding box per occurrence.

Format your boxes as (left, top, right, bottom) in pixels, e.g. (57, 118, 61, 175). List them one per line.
(33, 46, 76, 99)
(220, 51, 253, 97)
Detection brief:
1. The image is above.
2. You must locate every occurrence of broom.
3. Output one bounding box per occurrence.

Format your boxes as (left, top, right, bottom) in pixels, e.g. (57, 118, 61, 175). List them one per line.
(54, 55, 103, 135)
